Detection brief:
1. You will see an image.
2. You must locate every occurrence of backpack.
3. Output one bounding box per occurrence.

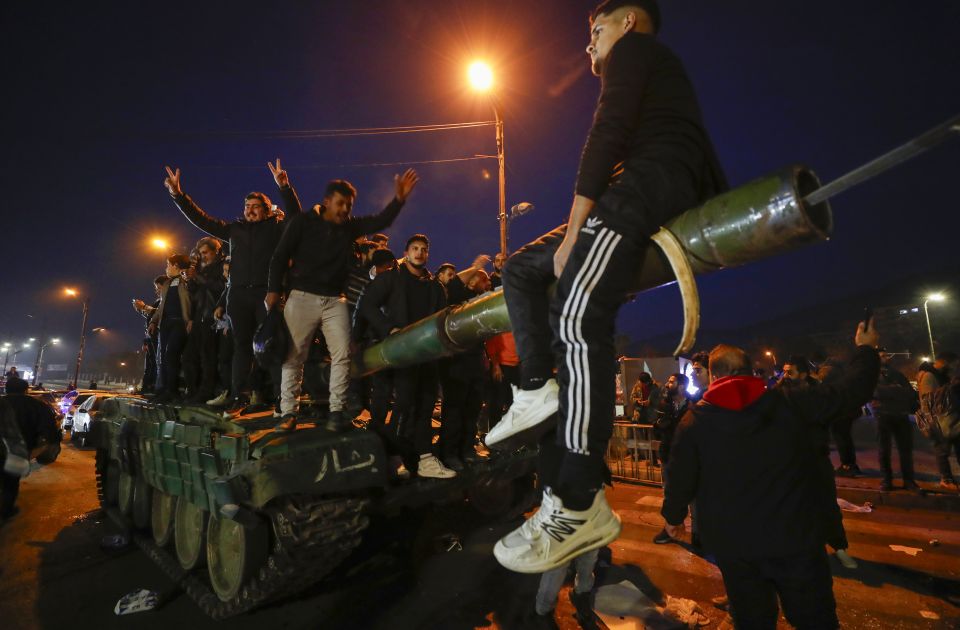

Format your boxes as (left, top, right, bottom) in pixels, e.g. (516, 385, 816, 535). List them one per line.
(916, 383, 960, 441)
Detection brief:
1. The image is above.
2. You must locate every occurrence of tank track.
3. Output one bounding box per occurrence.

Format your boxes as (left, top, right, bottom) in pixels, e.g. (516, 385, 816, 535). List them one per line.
(134, 495, 370, 619)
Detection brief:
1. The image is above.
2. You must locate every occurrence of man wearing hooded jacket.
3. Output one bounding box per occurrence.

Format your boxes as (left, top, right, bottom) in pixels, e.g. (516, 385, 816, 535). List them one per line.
(661, 322, 880, 629)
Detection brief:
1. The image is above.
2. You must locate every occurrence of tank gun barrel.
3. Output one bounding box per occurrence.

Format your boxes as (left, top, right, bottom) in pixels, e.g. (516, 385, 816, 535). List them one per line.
(354, 165, 830, 376)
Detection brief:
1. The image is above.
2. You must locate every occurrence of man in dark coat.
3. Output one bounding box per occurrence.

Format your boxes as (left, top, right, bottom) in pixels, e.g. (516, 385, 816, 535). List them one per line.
(660, 322, 879, 629)
(2, 377, 60, 520)
(164, 160, 300, 409)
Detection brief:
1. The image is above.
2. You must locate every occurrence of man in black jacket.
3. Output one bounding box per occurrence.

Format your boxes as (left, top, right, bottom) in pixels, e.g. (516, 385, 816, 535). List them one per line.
(2, 377, 60, 520)
(182, 237, 226, 403)
(660, 322, 880, 629)
(266, 169, 418, 433)
(490, 0, 727, 573)
(871, 349, 920, 492)
(357, 234, 452, 478)
(164, 160, 299, 410)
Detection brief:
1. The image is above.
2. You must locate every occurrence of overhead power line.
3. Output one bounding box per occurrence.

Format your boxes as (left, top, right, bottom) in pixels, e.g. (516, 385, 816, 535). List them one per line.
(191, 121, 497, 139)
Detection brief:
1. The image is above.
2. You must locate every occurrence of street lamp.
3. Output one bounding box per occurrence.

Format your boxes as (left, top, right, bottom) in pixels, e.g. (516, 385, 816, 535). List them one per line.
(65, 288, 90, 388)
(31, 337, 60, 386)
(923, 292, 946, 360)
(3, 342, 31, 374)
(468, 60, 508, 257)
(150, 237, 170, 251)
(764, 350, 778, 366)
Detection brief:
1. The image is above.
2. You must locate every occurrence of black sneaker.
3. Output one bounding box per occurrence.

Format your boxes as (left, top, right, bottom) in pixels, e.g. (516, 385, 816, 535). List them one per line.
(442, 456, 465, 472)
(325, 410, 354, 432)
(903, 480, 923, 494)
(274, 413, 298, 432)
(569, 590, 595, 628)
(653, 528, 672, 544)
(835, 464, 860, 478)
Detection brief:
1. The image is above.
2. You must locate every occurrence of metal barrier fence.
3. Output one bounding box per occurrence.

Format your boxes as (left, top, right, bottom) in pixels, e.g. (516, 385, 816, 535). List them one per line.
(606, 421, 663, 485)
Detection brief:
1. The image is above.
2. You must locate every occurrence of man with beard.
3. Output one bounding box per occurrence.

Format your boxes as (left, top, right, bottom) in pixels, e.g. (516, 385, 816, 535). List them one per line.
(267, 169, 419, 433)
(490, 252, 507, 289)
(165, 160, 300, 411)
(358, 234, 452, 478)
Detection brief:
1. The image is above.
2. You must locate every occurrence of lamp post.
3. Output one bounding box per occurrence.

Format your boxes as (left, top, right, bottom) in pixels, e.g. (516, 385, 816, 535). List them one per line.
(3, 342, 31, 375)
(922, 292, 946, 360)
(764, 350, 778, 366)
(31, 337, 60, 386)
(468, 61, 508, 257)
(65, 288, 90, 388)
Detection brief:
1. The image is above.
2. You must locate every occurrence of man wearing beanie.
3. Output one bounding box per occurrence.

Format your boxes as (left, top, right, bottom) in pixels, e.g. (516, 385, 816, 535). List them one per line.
(490, 0, 728, 573)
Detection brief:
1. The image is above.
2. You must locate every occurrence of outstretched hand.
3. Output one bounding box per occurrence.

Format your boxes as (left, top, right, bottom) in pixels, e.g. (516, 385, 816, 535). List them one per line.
(267, 159, 289, 188)
(164, 166, 182, 196)
(472, 254, 491, 270)
(855, 320, 880, 348)
(394, 168, 420, 202)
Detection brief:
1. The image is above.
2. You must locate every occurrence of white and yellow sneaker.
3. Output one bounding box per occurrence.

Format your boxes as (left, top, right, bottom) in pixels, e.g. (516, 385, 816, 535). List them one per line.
(494, 488, 620, 574)
(484, 379, 559, 449)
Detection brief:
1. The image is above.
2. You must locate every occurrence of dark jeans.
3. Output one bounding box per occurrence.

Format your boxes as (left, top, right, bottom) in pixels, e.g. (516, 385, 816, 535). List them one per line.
(227, 285, 267, 398)
(1, 472, 19, 517)
(933, 436, 960, 481)
(439, 374, 484, 459)
(183, 318, 219, 397)
(815, 457, 848, 550)
(876, 414, 915, 483)
(217, 329, 233, 393)
(717, 548, 838, 630)
(393, 364, 439, 456)
(157, 318, 188, 396)
(831, 410, 859, 467)
(141, 335, 158, 393)
(369, 368, 394, 428)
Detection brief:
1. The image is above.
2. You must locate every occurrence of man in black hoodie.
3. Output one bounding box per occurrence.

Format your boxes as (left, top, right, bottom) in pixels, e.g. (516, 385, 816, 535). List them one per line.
(165, 160, 299, 410)
(660, 322, 880, 629)
(489, 0, 727, 574)
(267, 169, 419, 433)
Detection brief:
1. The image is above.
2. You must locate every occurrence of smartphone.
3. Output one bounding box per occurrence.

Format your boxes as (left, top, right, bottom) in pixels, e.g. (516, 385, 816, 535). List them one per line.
(863, 307, 874, 332)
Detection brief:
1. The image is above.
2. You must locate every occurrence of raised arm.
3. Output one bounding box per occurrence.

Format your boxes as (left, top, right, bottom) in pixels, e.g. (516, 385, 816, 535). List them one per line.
(164, 166, 231, 240)
(348, 168, 419, 237)
(267, 159, 303, 220)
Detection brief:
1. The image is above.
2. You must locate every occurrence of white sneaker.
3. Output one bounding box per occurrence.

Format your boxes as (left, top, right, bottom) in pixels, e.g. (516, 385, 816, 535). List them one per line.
(494, 488, 621, 574)
(835, 549, 858, 569)
(499, 488, 556, 549)
(484, 379, 559, 449)
(417, 454, 457, 479)
(206, 390, 230, 406)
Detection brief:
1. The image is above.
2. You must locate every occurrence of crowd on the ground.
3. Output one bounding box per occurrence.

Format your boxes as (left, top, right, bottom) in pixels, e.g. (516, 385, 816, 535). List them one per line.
(132, 159, 516, 480)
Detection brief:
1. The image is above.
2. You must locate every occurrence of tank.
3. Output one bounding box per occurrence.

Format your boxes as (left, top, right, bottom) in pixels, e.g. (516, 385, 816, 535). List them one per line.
(91, 397, 537, 618)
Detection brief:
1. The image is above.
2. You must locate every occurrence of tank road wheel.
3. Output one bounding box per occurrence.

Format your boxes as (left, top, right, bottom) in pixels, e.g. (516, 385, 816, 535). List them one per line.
(118, 471, 135, 515)
(174, 497, 208, 570)
(206, 514, 269, 603)
(132, 477, 153, 530)
(151, 491, 176, 546)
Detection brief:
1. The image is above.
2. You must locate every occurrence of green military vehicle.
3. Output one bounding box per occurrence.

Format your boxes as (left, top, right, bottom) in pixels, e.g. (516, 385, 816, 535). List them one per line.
(91, 398, 537, 619)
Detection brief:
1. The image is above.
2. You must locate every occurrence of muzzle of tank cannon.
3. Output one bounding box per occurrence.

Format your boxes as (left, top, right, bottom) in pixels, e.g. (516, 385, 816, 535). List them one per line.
(353, 165, 831, 376)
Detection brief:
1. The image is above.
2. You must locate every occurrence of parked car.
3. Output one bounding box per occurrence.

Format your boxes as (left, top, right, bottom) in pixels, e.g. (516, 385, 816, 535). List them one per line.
(61, 390, 98, 431)
(71, 393, 139, 447)
(27, 391, 65, 430)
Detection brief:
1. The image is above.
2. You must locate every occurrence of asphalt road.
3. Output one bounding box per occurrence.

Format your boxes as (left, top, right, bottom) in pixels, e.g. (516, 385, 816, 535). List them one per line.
(1, 442, 958, 629)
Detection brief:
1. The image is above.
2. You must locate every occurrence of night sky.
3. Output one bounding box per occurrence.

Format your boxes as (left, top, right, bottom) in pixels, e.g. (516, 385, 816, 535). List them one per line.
(3, 0, 959, 370)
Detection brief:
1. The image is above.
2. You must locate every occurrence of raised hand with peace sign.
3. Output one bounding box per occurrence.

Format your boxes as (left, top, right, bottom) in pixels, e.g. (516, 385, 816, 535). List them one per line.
(164, 166, 182, 196)
(267, 158, 289, 188)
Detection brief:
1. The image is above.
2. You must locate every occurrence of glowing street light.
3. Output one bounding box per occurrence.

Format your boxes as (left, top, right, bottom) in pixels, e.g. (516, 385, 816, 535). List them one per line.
(64, 289, 91, 387)
(764, 350, 778, 366)
(468, 61, 494, 91)
(467, 60, 508, 256)
(150, 237, 170, 251)
(32, 337, 61, 386)
(923, 292, 947, 360)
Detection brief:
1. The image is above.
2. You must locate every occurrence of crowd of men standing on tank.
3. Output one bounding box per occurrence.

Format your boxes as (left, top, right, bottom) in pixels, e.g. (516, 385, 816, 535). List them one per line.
(130, 160, 518, 480)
